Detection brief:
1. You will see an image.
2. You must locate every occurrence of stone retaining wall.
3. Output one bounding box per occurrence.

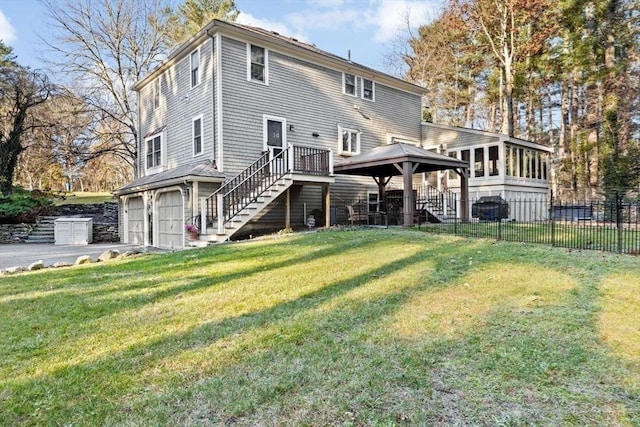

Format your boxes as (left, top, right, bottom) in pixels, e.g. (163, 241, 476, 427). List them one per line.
(0, 224, 33, 243)
(1, 202, 119, 243)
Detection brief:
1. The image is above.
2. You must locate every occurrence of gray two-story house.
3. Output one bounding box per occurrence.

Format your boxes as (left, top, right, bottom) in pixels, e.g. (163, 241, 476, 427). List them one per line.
(115, 19, 428, 248)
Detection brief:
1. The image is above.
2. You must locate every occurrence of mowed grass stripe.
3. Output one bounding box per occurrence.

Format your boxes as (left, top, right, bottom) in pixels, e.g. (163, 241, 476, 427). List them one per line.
(0, 229, 639, 425)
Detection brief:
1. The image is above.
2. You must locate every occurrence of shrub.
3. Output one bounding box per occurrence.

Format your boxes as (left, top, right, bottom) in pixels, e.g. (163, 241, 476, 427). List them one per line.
(0, 188, 53, 223)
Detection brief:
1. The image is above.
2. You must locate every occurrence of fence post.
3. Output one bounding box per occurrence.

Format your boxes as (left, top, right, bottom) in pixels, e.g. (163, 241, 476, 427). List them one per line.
(617, 194, 623, 253)
(550, 192, 556, 247)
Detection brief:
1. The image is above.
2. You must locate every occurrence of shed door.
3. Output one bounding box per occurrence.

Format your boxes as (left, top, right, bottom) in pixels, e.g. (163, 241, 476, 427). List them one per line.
(156, 191, 183, 249)
(127, 197, 144, 245)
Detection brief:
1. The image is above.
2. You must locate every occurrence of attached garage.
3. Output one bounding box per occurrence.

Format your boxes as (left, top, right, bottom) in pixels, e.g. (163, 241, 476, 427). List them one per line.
(156, 190, 184, 249)
(127, 197, 145, 245)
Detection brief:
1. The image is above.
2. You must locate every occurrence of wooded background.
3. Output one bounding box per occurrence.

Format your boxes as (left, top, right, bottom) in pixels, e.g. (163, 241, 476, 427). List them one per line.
(1, 0, 638, 201)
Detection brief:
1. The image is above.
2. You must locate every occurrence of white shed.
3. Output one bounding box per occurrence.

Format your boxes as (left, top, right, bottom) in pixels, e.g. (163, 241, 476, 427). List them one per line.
(54, 218, 94, 245)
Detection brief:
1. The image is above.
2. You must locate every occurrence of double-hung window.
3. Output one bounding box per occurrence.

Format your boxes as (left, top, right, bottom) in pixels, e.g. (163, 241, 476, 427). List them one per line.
(249, 44, 267, 83)
(474, 147, 485, 177)
(146, 134, 162, 169)
(193, 116, 202, 156)
(190, 49, 200, 88)
(153, 78, 160, 110)
(338, 125, 360, 155)
(362, 78, 374, 101)
(343, 73, 356, 96)
(489, 145, 499, 176)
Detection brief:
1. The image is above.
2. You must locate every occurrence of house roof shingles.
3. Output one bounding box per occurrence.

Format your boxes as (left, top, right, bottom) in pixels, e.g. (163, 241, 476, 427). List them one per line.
(334, 143, 469, 177)
(115, 160, 225, 195)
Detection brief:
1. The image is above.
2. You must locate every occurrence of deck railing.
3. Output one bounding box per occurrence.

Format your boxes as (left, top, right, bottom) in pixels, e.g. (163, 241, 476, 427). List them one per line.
(203, 145, 332, 234)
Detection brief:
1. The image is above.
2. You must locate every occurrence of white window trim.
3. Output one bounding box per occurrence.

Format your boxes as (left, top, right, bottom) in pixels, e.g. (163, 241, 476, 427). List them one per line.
(262, 115, 287, 151)
(144, 132, 165, 174)
(361, 77, 375, 102)
(337, 125, 361, 156)
(192, 115, 203, 157)
(342, 72, 357, 97)
(190, 48, 200, 89)
(153, 77, 160, 110)
(367, 191, 381, 213)
(386, 133, 420, 146)
(247, 43, 269, 85)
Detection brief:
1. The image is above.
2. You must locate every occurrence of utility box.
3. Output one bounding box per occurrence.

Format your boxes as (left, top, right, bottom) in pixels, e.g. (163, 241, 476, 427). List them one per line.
(54, 218, 93, 245)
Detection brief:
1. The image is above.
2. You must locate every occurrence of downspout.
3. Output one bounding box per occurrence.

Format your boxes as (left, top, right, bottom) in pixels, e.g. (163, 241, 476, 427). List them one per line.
(206, 27, 224, 173)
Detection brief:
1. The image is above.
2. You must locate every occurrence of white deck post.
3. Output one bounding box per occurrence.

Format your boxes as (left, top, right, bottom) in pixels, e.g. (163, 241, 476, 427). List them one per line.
(217, 193, 224, 235)
(200, 197, 207, 234)
(328, 149, 334, 174)
(288, 145, 294, 172)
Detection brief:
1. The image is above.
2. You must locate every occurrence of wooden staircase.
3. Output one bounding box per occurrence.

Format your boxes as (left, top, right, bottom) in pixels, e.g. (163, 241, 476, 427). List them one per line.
(199, 148, 295, 243)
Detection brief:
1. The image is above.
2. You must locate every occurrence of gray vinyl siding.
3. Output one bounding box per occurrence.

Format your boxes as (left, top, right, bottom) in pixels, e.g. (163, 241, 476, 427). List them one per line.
(219, 36, 422, 223)
(137, 38, 216, 178)
(220, 36, 421, 176)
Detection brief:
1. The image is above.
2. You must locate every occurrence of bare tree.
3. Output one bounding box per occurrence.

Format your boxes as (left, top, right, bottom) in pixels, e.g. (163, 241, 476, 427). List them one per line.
(0, 58, 55, 195)
(40, 0, 171, 175)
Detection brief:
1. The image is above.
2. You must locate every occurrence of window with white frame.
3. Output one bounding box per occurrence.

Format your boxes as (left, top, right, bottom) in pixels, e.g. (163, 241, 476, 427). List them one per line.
(368, 191, 380, 213)
(249, 44, 267, 83)
(343, 73, 356, 96)
(146, 134, 162, 169)
(190, 49, 200, 88)
(338, 125, 360, 155)
(192, 116, 202, 156)
(362, 78, 374, 101)
(153, 78, 160, 110)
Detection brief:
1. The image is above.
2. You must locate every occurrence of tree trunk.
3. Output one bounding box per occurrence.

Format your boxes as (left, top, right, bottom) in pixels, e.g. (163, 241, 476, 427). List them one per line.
(0, 105, 28, 195)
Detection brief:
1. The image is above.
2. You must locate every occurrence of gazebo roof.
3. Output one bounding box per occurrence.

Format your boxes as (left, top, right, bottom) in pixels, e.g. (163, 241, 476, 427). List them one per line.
(333, 143, 469, 177)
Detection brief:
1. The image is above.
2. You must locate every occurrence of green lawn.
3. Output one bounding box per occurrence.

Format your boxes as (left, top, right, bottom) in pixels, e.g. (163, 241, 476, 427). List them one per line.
(1, 229, 639, 425)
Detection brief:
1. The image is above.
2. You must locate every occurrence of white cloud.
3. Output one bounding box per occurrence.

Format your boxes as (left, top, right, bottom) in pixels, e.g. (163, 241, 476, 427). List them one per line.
(0, 10, 17, 45)
(237, 11, 308, 42)
(365, 0, 437, 43)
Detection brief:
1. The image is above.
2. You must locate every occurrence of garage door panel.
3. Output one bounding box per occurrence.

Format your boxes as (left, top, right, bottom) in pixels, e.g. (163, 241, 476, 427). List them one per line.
(127, 197, 144, 245)
(156, 191, 183, 249)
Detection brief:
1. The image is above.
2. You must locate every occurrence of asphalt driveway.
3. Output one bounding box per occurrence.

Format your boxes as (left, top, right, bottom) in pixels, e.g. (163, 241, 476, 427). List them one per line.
(0, 243, 163, 271)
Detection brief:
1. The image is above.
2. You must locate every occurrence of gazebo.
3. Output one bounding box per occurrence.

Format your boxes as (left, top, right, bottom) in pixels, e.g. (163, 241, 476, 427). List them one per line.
(333, 143, 470, 226)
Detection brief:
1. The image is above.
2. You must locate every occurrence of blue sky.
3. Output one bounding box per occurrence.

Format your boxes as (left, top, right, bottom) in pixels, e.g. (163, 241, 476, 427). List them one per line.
(0, 0, 442, 74)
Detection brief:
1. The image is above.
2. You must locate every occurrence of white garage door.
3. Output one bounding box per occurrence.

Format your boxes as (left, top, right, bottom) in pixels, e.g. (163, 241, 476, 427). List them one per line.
(127, 197, 144, 245)
(156, 191, 183, 249)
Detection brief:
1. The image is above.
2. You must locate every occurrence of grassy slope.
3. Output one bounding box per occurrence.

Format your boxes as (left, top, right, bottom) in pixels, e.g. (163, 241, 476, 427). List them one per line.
(1, 229, 639, 426)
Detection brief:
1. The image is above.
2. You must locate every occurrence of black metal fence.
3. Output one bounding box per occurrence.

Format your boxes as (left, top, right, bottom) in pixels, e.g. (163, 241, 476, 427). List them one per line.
(332, 195, 640, 255)
(421, 197, 640, 255)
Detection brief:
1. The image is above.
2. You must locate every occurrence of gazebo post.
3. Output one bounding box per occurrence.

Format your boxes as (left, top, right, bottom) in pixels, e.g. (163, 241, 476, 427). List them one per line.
(403, 161, 414, 227)
(460, 167, 470, 222)
(373, 176, 389, 211)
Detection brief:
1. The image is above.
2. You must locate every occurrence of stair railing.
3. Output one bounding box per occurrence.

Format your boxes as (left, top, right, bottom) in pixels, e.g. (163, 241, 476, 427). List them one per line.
(420, 183, 457, 220)
(204, 147, 291, 233)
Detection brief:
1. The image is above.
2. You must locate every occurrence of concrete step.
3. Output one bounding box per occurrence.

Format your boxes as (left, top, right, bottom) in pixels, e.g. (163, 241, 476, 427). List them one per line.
(25, 236, 55, 243)
(30, 231, 54, 236)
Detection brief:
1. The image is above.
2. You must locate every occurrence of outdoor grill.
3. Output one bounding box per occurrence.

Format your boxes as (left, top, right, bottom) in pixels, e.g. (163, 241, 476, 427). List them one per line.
(472, 196, 510, 221)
